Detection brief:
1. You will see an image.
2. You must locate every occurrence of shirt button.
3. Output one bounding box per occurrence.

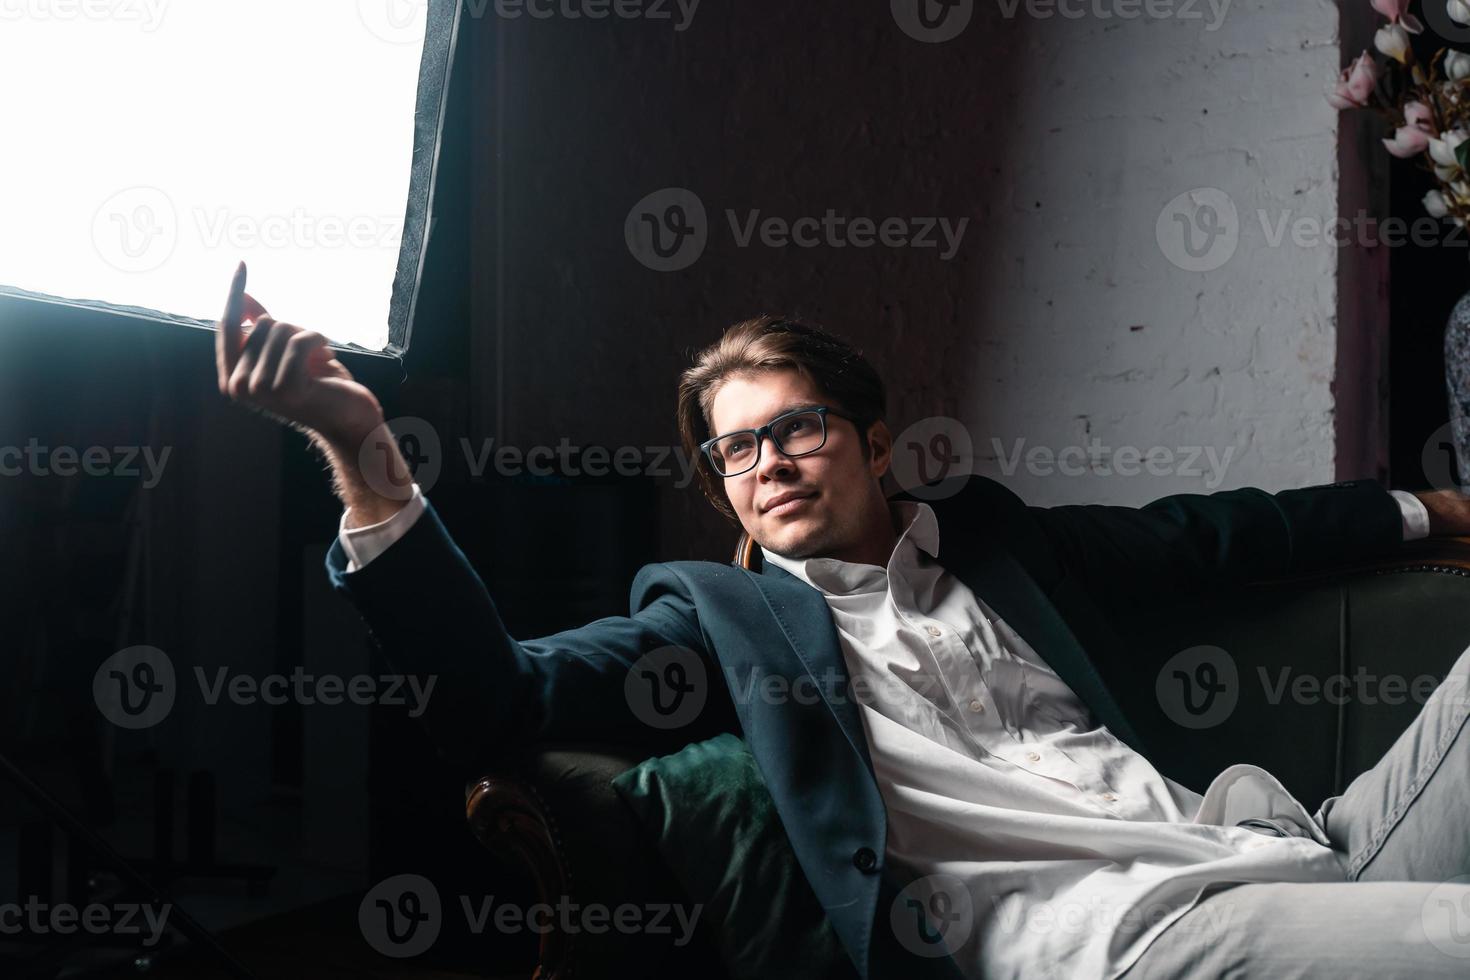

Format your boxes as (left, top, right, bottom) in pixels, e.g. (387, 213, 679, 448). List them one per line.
(1025, 751, 1041, 762)
(926, 625, 942, 637)
(1100, 792, 1117, 802)
(968, 698, 985, 713)
(852, 847, 878, 872)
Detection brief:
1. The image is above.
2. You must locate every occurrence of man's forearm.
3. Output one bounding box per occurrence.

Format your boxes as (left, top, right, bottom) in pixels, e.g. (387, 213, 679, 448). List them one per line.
(310, 423, 413, 528)
(1410, 488, 1470, 537)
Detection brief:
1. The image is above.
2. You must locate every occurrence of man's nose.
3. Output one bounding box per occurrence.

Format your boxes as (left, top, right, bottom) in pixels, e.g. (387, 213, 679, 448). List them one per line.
(755, 434, 795, 479)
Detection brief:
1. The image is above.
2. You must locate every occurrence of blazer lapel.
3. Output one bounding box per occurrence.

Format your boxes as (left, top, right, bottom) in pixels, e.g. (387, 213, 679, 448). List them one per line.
(741, 561, 879, 774)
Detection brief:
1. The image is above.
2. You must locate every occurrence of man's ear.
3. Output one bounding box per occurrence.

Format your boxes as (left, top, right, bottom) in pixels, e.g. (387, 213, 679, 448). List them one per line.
(865, 419, 892, 478)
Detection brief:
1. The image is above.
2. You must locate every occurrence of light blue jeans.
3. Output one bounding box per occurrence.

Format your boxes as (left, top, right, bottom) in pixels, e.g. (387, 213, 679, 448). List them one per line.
(1121, 644, 1470, 978)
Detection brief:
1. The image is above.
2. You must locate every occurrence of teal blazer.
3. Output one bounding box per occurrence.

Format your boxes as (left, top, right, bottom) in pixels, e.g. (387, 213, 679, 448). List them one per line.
(325, 474, 1407, 979)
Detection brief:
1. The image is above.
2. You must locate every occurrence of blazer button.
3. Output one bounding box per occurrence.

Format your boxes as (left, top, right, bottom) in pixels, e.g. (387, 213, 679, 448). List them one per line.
(852, 847, 878, 872)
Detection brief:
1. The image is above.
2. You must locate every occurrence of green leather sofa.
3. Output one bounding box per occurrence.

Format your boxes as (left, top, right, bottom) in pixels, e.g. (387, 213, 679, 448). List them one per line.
(464, 530, 1470, 979)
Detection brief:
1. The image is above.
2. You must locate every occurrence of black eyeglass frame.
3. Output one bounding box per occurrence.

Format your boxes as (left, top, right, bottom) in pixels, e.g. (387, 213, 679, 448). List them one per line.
(699, 404, 855, 478)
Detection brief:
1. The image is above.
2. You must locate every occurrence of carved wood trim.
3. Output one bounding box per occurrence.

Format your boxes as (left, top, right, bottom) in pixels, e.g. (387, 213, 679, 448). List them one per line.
(1250, 537, 1470, 588)
(465, 777, 577, 979)
(732, 532, 759, 571)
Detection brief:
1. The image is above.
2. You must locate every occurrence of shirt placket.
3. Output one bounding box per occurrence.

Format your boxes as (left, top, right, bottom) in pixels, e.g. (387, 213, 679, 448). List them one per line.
(899, 556, 1128, 815)
(889, 558, 1000, 754)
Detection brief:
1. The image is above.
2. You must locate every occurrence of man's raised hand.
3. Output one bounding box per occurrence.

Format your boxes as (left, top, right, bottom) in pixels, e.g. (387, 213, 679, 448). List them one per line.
(214, 262, 411, 525)
(215, 261, 384, 450)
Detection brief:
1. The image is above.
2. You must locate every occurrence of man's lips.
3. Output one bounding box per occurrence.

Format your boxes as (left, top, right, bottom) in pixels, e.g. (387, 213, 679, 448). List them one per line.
(763, 490, 816, 515)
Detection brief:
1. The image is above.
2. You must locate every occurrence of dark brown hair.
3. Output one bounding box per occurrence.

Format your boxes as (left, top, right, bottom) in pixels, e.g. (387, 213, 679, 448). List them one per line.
(677, 315, 887, 523)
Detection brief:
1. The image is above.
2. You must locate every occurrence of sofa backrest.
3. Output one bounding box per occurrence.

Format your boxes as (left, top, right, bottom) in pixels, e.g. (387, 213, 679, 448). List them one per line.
(1107, 563, 1470, 808)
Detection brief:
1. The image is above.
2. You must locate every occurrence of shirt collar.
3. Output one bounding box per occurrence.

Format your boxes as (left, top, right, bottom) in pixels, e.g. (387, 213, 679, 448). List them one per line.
(759, 500, 940, 596)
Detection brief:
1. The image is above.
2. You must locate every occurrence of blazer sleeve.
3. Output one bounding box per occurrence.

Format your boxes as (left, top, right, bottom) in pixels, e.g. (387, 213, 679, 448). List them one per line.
(324, 497, 726, 770)
(1024, 478, 1407, 610)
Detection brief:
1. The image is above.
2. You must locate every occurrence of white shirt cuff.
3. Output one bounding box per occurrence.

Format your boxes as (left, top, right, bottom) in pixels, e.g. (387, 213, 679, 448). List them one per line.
(1389, 489, 1431, 542)
(338, 482, 427, 573)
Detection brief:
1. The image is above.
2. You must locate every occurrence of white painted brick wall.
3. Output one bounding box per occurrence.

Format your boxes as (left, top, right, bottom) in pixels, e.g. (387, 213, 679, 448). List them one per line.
(958, 1, 1354, 505)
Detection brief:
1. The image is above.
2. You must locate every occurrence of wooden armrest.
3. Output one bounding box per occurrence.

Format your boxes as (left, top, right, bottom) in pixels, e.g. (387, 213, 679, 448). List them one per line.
(462, 744, 674, 979)
(465, 775, 574, 980)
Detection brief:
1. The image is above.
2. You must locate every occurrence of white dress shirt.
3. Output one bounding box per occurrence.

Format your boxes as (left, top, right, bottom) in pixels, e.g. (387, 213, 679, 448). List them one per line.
(337, 482, 427, 573)
(338, 484, 1431, 978)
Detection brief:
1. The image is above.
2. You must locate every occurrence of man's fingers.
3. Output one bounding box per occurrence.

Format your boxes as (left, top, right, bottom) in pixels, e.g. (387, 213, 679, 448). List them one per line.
(241, 315, 275, 357)
(227, 316, 276, 399)
(216, 261, 247, 390)
(249, 320, 297, 397)
(275, 329, 331, 392)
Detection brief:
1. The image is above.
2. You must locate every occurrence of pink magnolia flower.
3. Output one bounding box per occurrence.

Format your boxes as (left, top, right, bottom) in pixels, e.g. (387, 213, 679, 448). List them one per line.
(1384, 125, 1432, 157)
(1405, 99, 1436, 133)
(1382, 101, 1436, 158)
(1372, 0, 1425, 33)
(1327, 52, 1381, 109)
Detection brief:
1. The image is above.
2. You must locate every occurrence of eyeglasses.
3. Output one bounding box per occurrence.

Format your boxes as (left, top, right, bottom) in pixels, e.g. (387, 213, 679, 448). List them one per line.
(700, 405, 852, 477)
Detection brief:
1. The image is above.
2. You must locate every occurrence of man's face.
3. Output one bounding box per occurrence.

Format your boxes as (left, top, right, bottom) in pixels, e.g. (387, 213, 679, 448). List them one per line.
(708, 368, 891, 561)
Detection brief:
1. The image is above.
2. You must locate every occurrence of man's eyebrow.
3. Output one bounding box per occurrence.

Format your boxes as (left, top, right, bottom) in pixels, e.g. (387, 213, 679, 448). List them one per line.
(721, 403, 824, 434)
(772, 401, 824, 418)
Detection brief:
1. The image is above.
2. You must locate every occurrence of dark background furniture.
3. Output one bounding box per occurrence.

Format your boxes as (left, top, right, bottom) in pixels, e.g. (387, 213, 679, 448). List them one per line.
(466, 532, 1470, 978)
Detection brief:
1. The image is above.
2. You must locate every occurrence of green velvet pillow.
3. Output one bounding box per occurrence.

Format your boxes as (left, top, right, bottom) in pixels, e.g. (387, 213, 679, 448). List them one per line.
(611, 732, 854, 980)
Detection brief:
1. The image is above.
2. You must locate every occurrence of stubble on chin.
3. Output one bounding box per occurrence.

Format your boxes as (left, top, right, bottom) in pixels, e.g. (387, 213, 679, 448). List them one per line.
(764, 520, 831, 562)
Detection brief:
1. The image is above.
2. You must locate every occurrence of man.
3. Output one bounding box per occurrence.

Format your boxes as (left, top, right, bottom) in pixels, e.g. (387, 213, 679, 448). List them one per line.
(215, 262, 1470, 979)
